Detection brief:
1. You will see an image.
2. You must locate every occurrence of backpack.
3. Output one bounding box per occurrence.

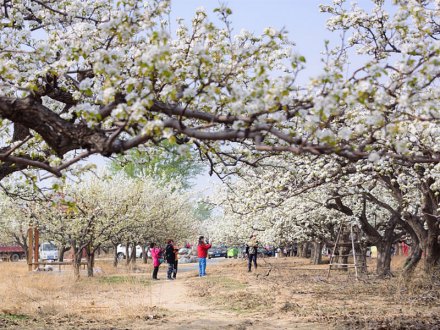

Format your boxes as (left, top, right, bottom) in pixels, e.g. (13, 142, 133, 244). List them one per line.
(247, 239, 257, 255)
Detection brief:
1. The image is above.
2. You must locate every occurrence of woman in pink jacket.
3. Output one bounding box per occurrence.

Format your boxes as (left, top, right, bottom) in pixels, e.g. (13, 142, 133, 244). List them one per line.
(150, 243, 161, 280)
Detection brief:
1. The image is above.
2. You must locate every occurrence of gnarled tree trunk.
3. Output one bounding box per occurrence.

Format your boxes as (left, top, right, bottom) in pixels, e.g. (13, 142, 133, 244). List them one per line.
(420, 178, 440, 273)
(403, 244, 423, 276)
(376, 239, 393, 277)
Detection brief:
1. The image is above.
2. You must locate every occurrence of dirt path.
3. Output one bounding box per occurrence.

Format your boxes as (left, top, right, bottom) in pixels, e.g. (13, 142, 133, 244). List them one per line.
(147, 274, 241, 329)
(147, 276, 209, 312)
(144, 265, 318, 330)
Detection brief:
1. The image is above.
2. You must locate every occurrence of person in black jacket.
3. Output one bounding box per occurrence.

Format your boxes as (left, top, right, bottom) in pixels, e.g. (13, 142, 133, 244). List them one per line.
(165, 240, 175, 280)
(246, 234, 258, 272)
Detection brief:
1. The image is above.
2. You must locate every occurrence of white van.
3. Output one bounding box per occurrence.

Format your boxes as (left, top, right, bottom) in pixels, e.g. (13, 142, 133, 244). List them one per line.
(116, 244, 143, 260)
(39, 242, 59, 261)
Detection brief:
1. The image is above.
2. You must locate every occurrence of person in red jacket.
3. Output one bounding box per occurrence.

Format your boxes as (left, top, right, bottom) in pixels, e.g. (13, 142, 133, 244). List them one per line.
(197, 236, 212, 277)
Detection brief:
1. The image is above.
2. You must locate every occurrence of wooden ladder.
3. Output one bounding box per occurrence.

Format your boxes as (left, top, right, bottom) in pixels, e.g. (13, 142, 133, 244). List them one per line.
(327, 222, 367, 280)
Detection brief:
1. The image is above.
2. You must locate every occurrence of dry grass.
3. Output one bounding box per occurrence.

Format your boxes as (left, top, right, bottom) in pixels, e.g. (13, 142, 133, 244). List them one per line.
(0, 260, 165, 329)
(187, 256, 440, 329)
(0, 256, 439, 329)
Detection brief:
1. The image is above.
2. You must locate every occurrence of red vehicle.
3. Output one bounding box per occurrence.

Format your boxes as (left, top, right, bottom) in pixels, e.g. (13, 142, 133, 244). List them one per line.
(0, 244, 26, 262)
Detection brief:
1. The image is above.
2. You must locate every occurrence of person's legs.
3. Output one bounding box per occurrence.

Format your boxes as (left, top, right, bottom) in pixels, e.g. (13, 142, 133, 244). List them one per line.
(253, 253, 257, 269)
(248, 254, 252, 272)
(167, 262, 174, 279)
(198, 258, 206, 276)
(152, 266, 159, 279)
(173, 260, 178, 278)
(202, 257, 207, 275)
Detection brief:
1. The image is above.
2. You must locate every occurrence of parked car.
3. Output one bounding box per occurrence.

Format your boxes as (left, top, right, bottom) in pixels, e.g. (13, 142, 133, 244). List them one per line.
(257, 247, 273, 257)
(117, 244, 143, 260)
(240, 246, 273, 258)
(39, 241, 58, 261)
(208, 246, 227, 259)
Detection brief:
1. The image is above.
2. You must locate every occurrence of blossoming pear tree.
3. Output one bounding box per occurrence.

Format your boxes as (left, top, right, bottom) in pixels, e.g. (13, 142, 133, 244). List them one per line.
(30, 173, 197, 277)
(209, 156, 351, 255)
(1, 0, 440, 185)
(209, 153, 438, 276)
(0, 194, 34, 258)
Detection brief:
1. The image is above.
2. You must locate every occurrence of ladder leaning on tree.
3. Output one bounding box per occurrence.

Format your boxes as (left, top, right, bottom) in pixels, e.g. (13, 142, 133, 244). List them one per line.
(327, 222, 368, 280)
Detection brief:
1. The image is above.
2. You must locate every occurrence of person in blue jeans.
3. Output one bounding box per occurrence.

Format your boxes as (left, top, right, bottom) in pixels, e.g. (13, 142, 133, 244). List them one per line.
(197, 236, 212, 277)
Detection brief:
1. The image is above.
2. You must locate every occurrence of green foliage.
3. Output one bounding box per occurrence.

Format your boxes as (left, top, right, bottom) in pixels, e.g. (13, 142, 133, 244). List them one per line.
(193, 201, 213, 221)
(109, 142, 204, 190)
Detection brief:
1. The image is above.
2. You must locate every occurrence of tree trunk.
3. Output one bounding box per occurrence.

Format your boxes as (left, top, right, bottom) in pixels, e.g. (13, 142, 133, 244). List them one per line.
(376, 238, 393, 277)
(424, 232, 440, 274)
(358, 244, 368, 273)
(130, 245, 136, 264)
(141, 245, 147, 264)
(72, 245, 82, 279)
(337, 231, 350, 271)
(125, 244, 130, 265)
(58, 245, 65, 262)
(311, 241, 323, 265)
(403, 244, 423, 276)
(86, 254, 94, 277)
(301, 242, 310, 258)
(85, 245, 94, 277)
(113, 243, 119, 267)
(340, 246, 350, 271)
(398, 219, 422, 277)
(420, 178, 440, 274)
(297, 243, 303, 257)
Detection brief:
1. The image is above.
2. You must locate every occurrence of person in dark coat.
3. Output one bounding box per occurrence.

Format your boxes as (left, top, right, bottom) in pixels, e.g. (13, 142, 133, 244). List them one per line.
(165, 240, 175, 280)
(246, 234, 258, 272)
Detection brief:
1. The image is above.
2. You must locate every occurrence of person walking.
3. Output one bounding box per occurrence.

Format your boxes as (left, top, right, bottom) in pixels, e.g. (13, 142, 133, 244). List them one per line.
(165, 240, 175, 280)
(197, 236, 212, 277)
(150, 242, 161, 280)
(173, 246, 179, 279)
(246, 234, 258, 272)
